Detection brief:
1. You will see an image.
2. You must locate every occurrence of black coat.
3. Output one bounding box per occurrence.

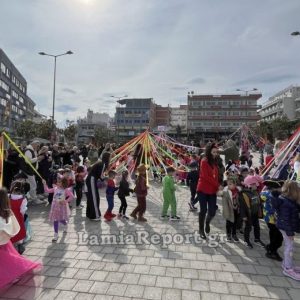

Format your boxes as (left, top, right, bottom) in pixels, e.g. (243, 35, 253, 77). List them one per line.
(186, 170, 198, 192)
(118, 178, 132, 197)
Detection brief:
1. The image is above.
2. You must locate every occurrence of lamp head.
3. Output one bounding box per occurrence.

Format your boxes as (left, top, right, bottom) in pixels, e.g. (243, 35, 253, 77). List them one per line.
(66, 50, 73, 55)
(291, 31, 300, 36)
(39, 52, 46, 55)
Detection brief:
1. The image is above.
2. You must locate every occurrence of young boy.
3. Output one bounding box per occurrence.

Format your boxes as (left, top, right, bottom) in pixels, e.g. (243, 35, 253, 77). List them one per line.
(260, 179, 284, 261)
(104, 170, 118, 221)
(222, 176, 240, 242)
(161, 167, 180, 220)
(239, 175, 266, 248)
(186, 162, 199, 211)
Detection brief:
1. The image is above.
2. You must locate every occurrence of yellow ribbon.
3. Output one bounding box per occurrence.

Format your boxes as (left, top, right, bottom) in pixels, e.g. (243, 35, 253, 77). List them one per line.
(2, 132, 44, 180)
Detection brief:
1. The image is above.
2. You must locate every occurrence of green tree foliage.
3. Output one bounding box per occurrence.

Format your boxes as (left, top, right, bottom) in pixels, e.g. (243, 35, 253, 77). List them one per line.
(64, 120, 77, 142)
(15, 120, 37, 141)
(94, 125, 114, 146)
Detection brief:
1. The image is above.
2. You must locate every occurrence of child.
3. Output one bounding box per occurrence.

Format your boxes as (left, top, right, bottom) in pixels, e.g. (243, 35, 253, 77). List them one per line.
(272, 180, 300, 280)
(239, 175, 266, 248)
(161, 167, 180, 220)
(0, 188, 41, 289)
(43, 177, 74, 242)
(260, 179, 284, 261)
(118, 170, 133, 220)
(131, 164, 148, 222)
(75, 165, 86, 209)
(187, 162, 199, 211)
(222, 176, 240, 242)
(104, 170, 119, 221)
(9, 180, 30, 254)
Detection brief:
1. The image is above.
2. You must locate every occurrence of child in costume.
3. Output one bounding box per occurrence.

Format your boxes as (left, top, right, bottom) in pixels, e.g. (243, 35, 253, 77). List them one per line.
(187, 162, 199, 211)
(75, 165, 86, 209)
(222, 176, 240, 242)
(43, 177, 74, 242)
(104, 170, 119, 221)
(9, 180, 30, 254)
(161, 167, 180, 220)
(272, 180, 300, 281)
(0, 188, 41, 289)
(118, 170, 134, 220)
(239, 175, 266, 248)
(260, 179, 284, 261)
(131, 164, 148, 222)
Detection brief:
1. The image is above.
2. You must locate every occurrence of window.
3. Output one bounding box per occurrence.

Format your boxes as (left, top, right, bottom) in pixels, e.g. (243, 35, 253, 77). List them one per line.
(19, 96, 24, 103)
(6, 68, 10, 78)
(12, 105, 17, 112)
(16, 80, 19, 87)
(12, 76, 16, 84)
(1, 98, 7, 106)
(16, 101, 20, 106)
(1, 62, 6, 74)
(0, 80, 9, 92)
(12, 90, 19, 99)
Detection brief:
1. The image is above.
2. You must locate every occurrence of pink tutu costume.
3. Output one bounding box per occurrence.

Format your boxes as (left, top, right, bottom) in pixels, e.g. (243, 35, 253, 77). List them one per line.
(0, 214, 41, 289)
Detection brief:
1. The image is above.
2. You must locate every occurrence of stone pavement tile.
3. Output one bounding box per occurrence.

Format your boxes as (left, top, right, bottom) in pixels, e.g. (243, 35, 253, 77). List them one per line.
(161, 288, 181, 300)
(182, 268, 198, 279)
(121, 273, 140, 284)
(133, 264, 151, 274)
(73, 269, 94, 280)
(173, 278, 192, 289)
(250, 274, 271, 285)
(139, 274, 157, 286)
(220, 295, 241, 300)
(268, 275, 292, 287)
(130, 256, 146, 264)
(191, 279, 209, 292)
(74, 260, 92, 269)
(212, 255, 227, 263)
(74, 293, 95, 300)
(200, 292, 221, 300)
(286, 278, 300, 289)
(287, 288, 300, 300)
(215, 271, 234, 282)
(103, 263, 121, 272)
(36, 289, 60, 300)
(182, 252, 197, 260)
(231, 273, 252, 284)
(44, 266, 64, 277)
(56, 291, 78, 300)
(190, 260, 206, 270)
(182, 290, 201, 300)
(41, 276, 62, 289)
(124, 284, 145, 298)
(196, 253, 212, 261)
(237, 264, 257, 274)
(60, 267, 79, 278)
(55, 278, 78, 290)
(155, 276, 173, 288)
(118, 264, 135, 273)
(271, 267, 284, 276)
(221, 263, 239, 273)
(206, 262, 224, 271)
(106, 272, 125, 283)
(93, 295, 113, 300)
(115, 255, 130, 264)
(90, 270, 109, 281)
(149, 266, 166, 276)
(159, 258, 175, 267)
(174, 259, 191, 268)
(198, 270, 215, 280)
(254, 265, 273, 275)
(143, 286, 163, 300)
(227, 283, 249, 296)
(103, 254, 119, 262)
(165, 267, 181, 278)
(209, 281, 229, 294)
(106, 283, 127, 297)
(247, 285, 269, 298)
(241, 297, 264, 300)
(145, 257, 161, 266)
(72, 279, 94, 293)
(18, 287, 44, 300)
(89, 281, 111, 294)
(75, 251, 91, 260)
(267, 287, 290, 299)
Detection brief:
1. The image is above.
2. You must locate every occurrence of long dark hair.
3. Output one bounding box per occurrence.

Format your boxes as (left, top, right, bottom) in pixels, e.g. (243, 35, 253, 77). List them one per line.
(101, 151, 111, 170)
(205, 142, 218, 166)
(0, 188, 12, 223)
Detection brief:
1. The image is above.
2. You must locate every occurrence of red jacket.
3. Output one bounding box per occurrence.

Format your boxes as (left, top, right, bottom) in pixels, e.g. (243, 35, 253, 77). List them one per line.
(197, 158, 219, 195)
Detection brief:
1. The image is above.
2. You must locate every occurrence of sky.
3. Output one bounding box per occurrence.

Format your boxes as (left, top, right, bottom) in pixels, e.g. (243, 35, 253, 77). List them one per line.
(1, 0, 300, 126)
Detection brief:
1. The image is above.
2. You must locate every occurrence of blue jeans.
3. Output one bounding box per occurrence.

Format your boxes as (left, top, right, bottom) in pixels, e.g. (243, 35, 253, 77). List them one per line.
(106, 195, 114, 213)
(198, 192, 217, 220)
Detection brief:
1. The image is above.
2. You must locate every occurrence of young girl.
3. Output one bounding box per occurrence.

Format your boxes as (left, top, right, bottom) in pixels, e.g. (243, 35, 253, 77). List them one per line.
(43, 177, 74, 242)
(222, 176, 240, 242)
(0, 188, 41, 289)
(75, 165, 86, 209)
(104, 170, 118, 221)
(118, 170, 133, 220)
(131, 164, 148, 222)
(272, 180, 300, 280)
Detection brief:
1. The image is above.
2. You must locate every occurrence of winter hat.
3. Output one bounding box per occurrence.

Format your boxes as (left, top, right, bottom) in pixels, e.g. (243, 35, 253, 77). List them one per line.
(263, 179, 285, 189)
(244, 175, 259, 187)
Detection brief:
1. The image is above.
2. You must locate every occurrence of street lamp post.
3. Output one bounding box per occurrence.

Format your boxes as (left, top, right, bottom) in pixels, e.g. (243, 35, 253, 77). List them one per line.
(236, 88, 258, 125)
(38, 50, 73, 132)
(111, 95, 128, 144)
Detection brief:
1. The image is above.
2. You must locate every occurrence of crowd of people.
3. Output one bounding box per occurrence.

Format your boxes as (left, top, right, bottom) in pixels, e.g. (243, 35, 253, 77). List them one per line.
(1, 136, 300, 289)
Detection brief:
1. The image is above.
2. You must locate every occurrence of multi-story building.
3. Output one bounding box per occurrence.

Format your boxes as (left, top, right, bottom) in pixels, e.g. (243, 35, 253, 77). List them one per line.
(170, 105, 187, 133)
(0, 48, 37, 135)
(77, 110, 111, 144)
(259, 85, 300, 122)
(187, 92, 262, 140)
(154, 104, 171, 128)
(26, 96, 36, 120)
(115, 98, 155, 141)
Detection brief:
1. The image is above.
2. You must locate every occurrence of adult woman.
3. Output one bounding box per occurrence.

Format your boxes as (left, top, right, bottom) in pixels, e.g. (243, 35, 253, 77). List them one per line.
(197, 143, 220, 239)
(86, 152, 111, 221)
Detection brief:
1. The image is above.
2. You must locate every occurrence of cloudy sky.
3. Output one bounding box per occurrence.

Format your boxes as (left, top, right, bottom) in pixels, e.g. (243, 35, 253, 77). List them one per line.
(1, 0, 300, 126)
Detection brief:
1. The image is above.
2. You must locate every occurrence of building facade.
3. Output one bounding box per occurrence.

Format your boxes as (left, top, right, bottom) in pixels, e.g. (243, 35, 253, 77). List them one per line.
(0, 48, 35, 134)
(154, 104, 171, 128)
(170, 105, 187, 133)
(115, 98, 155, 141)
(187, 92, 262, 140)
(259, 85, 300, 122)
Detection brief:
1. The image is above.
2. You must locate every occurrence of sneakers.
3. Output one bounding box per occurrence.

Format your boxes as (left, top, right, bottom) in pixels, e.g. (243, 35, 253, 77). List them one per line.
(283, 268, 300, 281)
(122, 215, 129, 220)
(265, 252, 283, 262)
(199, 231, 206, 240)
(76, 205, 84, 210)
(52, 233, 58, 242)
(244, 241, 253, 248)
(254, 239, 266, 248)
(170, 216, 181, 221)
(160, 215, 170, 219)
(232, 235, 239, 242)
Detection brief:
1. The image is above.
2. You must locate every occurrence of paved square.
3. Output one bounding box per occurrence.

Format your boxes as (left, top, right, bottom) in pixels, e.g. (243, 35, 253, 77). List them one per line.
(1, 184, 300, 299)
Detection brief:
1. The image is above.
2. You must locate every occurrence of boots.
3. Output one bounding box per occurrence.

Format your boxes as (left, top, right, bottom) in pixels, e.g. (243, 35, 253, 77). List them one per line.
(199, 214, 206, 239)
